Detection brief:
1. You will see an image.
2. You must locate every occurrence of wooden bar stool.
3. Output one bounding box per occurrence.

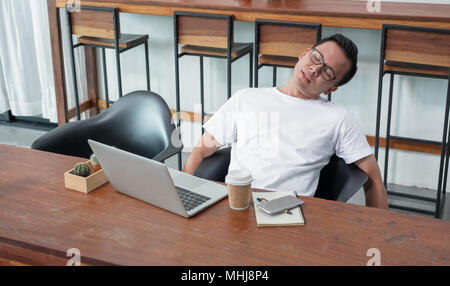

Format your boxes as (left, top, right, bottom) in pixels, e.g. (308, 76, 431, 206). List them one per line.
(173, 11, 253, 169)
(65, 5, 150, 120)
(254, 20, 325, 98)
(374, 24, 450, 218)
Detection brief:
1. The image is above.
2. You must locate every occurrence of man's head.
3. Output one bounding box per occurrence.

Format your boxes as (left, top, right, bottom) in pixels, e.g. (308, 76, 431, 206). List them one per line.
(291, 34, 358, 99)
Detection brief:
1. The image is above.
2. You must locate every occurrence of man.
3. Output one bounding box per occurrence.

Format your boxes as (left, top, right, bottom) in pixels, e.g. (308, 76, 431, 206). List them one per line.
(183, 34, 388, 209)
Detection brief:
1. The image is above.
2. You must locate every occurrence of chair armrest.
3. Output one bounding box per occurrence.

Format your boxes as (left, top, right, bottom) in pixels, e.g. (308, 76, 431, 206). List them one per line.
(315, 155, 368, 202)
(152, 144, 183, 162)
(193, 147, 231, 182)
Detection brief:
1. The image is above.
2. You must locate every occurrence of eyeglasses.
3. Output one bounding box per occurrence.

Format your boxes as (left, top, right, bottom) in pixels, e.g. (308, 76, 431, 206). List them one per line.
(309, 48, 337, 84)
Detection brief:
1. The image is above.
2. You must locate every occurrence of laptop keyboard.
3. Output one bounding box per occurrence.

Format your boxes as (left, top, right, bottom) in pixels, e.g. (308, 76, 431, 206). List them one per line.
(176, 186, 211, 212)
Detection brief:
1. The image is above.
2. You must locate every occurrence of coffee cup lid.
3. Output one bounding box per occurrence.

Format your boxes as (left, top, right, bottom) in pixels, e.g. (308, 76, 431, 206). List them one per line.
(225, 170, 253, 186)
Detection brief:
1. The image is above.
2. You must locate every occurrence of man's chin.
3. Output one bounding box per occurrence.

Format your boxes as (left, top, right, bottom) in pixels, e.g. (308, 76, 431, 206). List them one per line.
(296, 86, 320, 99)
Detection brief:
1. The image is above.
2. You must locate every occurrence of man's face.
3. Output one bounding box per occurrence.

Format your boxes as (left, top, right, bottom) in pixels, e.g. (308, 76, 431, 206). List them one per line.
(292, 41, 352, 99)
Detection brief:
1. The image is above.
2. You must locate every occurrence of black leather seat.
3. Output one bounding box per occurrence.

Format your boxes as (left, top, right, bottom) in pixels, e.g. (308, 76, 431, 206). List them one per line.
(31, 90, 183, 162)
(194, 147, 368, 202)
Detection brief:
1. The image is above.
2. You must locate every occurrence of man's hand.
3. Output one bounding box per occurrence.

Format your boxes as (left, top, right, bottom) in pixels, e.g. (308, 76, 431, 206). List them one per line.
(354, 154, 388, 209)
(183, 131, 222, 175)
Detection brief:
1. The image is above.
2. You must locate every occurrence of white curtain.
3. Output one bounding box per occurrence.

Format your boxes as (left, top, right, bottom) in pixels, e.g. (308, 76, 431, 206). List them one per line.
(0, 0, 87, 123)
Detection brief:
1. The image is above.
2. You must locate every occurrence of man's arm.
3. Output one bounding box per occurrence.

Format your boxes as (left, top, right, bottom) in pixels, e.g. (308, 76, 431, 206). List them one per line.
(353, 154, 388, 209)
(183, 131, 222, 175)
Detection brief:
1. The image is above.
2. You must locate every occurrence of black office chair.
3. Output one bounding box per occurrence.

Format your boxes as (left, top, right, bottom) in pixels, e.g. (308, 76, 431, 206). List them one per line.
(194, 147, 368, 202)
(31, 90, 183, 163)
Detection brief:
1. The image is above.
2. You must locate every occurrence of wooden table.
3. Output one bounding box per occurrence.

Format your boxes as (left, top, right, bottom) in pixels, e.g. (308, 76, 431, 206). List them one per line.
(48, 0, 450, 125)
(1, 144, 449, 266)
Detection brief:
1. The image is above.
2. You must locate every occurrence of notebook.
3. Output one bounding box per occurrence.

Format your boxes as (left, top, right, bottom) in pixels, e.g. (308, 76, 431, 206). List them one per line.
(252, 191, 305, 227)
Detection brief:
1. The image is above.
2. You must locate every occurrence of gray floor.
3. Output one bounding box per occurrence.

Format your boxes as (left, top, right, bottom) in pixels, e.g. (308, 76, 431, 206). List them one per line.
(1, 123, 449, 221)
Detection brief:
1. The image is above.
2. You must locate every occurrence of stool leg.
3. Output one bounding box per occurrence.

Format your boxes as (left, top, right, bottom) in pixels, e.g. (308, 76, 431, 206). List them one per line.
(200, 56, 205, 134)
(375, 69, 385, 161)
(442, 115, 450, 198)
(174, 44, 182, 171)
(272, 66, 277, 87)
(68, 43, 80, 120)
(327, 93, 332, 101)
(144, 41, 150, 91)
(227, 57, 231, 99)
(254, 59, 259, 88)
(249, 49, 253, 88)
(102, 48, 110, 108)
(115, 47, 123, 98)
(383, 73, 394, 188)
(435, 76, 450, 218)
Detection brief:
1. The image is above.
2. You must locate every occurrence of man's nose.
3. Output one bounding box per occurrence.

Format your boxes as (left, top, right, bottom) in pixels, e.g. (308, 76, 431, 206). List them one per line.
(310, 65, 321, 77)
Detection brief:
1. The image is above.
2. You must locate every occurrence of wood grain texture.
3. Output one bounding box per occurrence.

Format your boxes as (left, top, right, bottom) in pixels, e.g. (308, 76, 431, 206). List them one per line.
(384, 62, 449, 77)
(56, 0, 450, 23)
(69, 8, 118, 39)
(55, 1, 450, 30)
(180, 42, 252, 58)
(177, 15, 229, 48)
(258, 24, 317, 57)
(366, 136, 443, 155)
(67, 99, 96, 120)
(1, 144, 450, 265)
(385, 29, 450, 67)
(77, 34, 148, 48)
(48, 0, 68, 125)
(84, 46, 100, 117)
(259, 55, 298, 67)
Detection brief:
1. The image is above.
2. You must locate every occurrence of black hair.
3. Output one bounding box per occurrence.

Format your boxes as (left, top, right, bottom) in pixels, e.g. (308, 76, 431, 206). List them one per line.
(312, 34, 358, 86)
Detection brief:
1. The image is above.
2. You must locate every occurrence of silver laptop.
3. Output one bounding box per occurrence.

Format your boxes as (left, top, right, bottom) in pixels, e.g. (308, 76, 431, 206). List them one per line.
(88, 139, 228, 218)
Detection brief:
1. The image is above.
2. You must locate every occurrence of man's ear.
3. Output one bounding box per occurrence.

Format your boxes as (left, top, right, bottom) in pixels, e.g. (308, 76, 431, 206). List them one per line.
(324, 85, 338, 95)
(298, 48, 311, 60)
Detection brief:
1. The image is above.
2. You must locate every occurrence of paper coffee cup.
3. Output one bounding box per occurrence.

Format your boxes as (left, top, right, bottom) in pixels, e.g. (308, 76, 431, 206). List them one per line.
(225, 170, 253, 210)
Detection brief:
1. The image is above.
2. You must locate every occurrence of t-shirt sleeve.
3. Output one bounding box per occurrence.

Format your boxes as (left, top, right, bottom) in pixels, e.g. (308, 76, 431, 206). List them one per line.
(334, 110, 373, 164)
(202, 93, 240, 146)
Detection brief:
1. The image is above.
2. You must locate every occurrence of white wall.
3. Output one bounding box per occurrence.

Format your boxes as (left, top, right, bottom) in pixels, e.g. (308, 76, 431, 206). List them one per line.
(92, 0, 450, 192)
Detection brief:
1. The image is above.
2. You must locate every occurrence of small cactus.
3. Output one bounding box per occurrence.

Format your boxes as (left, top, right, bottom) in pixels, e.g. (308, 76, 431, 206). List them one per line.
(89, 153, 102, 172)
(74, 162, 91, 177)
(90, 153, 100, 166)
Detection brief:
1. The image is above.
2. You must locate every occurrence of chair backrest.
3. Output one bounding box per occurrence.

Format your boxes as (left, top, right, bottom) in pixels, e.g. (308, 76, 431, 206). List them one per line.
(174, 11, 233, 49)
(314, 155, 368, 202)
(66, 5, 119, 39)
(382, 24, 450, 68)
(193, 147, 231, 182)
(255, 19, 321, 58)
(194, 147, 368, 202)
(31, 91, 183, 162)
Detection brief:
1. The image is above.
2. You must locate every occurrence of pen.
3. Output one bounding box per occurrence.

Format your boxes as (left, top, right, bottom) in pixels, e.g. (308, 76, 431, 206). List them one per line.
(257, 197, 293, 215)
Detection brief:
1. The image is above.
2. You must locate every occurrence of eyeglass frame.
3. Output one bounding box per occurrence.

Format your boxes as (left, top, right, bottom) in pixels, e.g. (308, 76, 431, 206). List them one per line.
(309, 47, 337, 84)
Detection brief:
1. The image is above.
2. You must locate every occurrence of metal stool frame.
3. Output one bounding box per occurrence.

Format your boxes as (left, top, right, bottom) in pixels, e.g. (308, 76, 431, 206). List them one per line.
(374, 24, 450, 218)
(65, 4, 150, 120)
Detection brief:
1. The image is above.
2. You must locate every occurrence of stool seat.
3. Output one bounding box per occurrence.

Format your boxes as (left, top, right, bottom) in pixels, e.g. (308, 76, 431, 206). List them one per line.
(78, 34, 149, 49)
(181, 42, 253, 58)
(258, 55, 298, 67)
(384, 61, 449, 77)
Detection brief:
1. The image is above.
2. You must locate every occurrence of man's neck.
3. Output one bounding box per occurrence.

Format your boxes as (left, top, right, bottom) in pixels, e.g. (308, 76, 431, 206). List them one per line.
(277, 80, 319, 100)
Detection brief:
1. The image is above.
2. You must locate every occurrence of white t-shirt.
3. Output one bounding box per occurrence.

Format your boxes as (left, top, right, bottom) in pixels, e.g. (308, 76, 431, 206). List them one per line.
(203, 87, 372, 196)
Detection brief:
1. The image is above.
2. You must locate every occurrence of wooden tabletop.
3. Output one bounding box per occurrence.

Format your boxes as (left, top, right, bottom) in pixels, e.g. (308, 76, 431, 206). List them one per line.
(1, 144, 449, 266)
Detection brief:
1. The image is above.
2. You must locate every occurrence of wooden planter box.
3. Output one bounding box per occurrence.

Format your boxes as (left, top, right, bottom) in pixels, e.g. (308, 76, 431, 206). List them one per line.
(64, 160, 108, 193)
